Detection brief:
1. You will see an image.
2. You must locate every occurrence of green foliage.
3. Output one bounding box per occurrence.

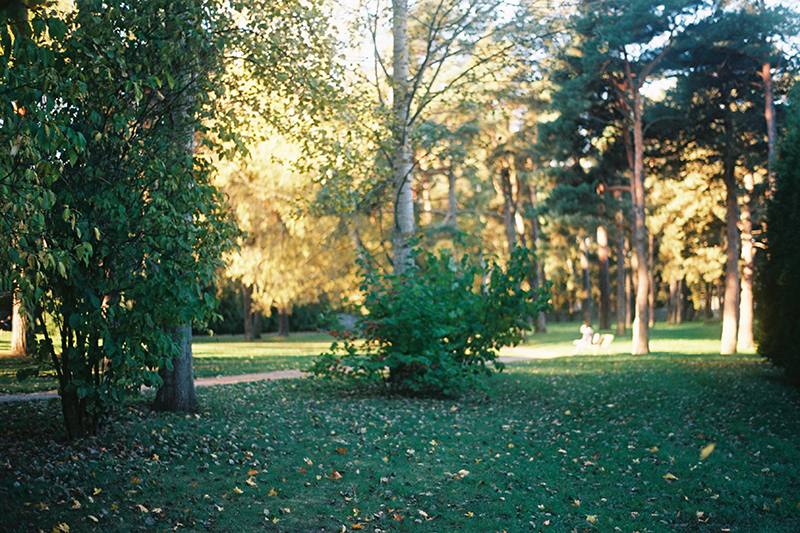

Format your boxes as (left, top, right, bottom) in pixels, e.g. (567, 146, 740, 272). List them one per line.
(756, 86, 800, 386)
(3, 1, 237, 437)
(312, 247, 549, 396)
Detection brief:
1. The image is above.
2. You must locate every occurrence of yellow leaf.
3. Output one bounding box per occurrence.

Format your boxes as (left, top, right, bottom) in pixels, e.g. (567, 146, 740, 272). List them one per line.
(649, 446, 659, 453)
(52, 523, 70, 533)
(465, 511, 474, 517)
(663, 473, 679, 481)
(137, 504, 148, 513)
(700, 443, 715, 460)
(151, 508, 162, 514)
(87, 515, 98, 523)
(352, 524, 364, 530)
(246, 477, 258, 486)
(233, 487, 244, 495)
(268, 488, 278, 497)
(92, 488, 101, 496)
(71, 500, 81, 510)
(586, 515, 598, 524)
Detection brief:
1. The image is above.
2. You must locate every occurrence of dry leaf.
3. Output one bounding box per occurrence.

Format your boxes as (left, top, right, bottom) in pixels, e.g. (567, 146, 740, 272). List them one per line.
(233, 487, 244, 495)
(335, 447, 348, 455)
(247, 469, 259, 476)
(586, 515, 597, 524)
(664, 473, 679, 481)
(700, 443, 715, 460)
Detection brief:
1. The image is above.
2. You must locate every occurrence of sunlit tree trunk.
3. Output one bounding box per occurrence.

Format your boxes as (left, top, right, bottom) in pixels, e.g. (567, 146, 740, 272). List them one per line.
(500, 167, 517, 249)
(737, 173, 755, 351)
(630, 85, 650, 354)
(391, 0, 414, 273)
(668, 279, 678, 324)
(648, 234, 655, 327)
(720, 103, 740, 355)
(626, 237, 633, 329)
(11, 291, 27, 356)
(675, 278, 683, 325)
(597, 225, 611, 330)
(242, 283, 255, 341)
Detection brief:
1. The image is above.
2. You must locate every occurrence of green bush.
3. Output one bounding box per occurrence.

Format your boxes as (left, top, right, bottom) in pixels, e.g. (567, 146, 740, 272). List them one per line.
(311, 247, 549, 396)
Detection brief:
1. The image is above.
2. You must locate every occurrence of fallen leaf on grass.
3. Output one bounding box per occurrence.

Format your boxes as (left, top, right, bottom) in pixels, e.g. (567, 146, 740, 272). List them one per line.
(327, 471, 343, 479)
(52, 524, 69, 533)
(233, 487, 244, 495)
(352, 524, 364, 530)
(247, 469, 259, 476)
(246, 477, 258, 486)
(700, 443, 715, 460)
(335, 447, 348, 455)
(586, 515, 597, 524)
(664, 473, 679, 481)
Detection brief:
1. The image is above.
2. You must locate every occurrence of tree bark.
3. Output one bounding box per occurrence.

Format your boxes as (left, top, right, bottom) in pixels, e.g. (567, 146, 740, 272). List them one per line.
(648, 234, 655, 327)
(597, 225, 611, 330)
(626, 237, 633, 329)
(630, 85, 649, 354)
(153, 324, 197, 412)
(668, 278, 678, 324)
(528, 182, 546, 333)
(242, 282, 255, 341)
(676, 278, 683, 324)
(500, 167, 517, 249)
(616, 217, 627, 336)
(720, 136, 740, 355)
(11, 292, 27, 356)
(760, 62, 777, 196)
(391, 0, 414, 274)
(579, 236, 592, 325)
(277, 307, 290, 337)
(737, 173, 755, 351)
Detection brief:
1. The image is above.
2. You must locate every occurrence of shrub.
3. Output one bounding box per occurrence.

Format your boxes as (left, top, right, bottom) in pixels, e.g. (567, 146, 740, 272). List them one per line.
(311, 247, 549, 396)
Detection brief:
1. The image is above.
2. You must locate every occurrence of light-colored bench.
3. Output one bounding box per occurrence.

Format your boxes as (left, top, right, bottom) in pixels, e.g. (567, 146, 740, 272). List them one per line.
(575, 333, 615, 354)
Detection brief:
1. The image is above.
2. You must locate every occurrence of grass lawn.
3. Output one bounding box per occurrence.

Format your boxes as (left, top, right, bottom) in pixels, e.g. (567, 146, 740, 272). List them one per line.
(0, 332, 334, 395)
(2, 323, 799, 532)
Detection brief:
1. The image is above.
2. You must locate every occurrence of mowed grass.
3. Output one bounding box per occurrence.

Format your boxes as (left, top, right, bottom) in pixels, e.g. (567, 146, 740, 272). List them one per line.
(0, 332, 334, 394)
(1, 323, 800, 532)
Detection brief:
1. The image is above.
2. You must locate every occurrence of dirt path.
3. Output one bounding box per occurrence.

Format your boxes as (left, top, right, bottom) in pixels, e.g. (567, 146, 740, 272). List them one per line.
(0, 369, 308, 404)
(0, 354, 558, 404)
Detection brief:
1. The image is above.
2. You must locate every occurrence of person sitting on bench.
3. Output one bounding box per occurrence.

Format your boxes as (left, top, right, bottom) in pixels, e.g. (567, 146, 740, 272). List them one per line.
(573, 323, 594, 355)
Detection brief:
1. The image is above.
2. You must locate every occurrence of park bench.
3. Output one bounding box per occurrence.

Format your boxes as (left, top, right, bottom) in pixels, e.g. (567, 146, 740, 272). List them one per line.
(575, 333, 615, 355)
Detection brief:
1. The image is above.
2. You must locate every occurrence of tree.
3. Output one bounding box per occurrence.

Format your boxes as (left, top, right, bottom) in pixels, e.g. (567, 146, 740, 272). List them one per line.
(548, 0, 704, 353)
(4, 0, 237, 438)
(756, 85, 800, 386)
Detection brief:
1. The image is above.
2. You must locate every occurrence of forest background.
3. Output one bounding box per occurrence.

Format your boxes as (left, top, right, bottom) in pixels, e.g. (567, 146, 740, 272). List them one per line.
(2, 0, 800, 435)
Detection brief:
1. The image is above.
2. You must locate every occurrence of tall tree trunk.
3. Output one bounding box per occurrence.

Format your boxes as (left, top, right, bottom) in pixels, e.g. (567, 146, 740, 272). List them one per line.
(616, 219, 627, 336)
(626, 237, 633, 329)
(277, 307, 290, 337)
(648, 234, 655, 327)
(737, 173, 755, 351)
(11, 292, 27, 356)
(253, 310, 262, 340)
(242, 282, 255, 341)
(760, 62, 777, 195)
(597, 225, 611, 330)
(500, 167, 517, 250)
(529, 182, 546, 333)
(579, 237, 592, 325)
(391, 0, 414, 274)
(630, 86, 649, 354)
(676, 278, 683, 325)
(153, 324, 197, 412)
(720, 106, 740, 355)
(705, 281, 714, 320)
(668, 279, 678, 324)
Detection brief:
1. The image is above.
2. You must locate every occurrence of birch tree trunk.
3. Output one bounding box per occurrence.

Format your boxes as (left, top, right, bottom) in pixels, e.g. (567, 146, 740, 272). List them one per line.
(391, 0, 414, 274)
